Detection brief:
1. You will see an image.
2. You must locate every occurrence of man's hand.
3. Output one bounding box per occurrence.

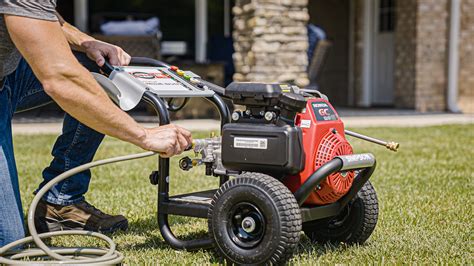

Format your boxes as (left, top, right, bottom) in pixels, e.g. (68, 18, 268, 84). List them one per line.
(57, 20, 131, 67)
(82, 40, 131, 67)
(141, 125, 193, 158)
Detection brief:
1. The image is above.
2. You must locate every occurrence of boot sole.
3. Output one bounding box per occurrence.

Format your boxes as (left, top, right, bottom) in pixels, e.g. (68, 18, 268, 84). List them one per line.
(40, 217, 128, 234)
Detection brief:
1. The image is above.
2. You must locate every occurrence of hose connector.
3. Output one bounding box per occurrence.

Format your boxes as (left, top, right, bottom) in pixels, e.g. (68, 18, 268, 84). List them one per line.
(385, 141, 399, 152)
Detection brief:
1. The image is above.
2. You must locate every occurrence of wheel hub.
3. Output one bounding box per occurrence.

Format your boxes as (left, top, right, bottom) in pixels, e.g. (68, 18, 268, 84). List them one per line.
(242, 216, 256, 233)
(227, 202, 265, 249)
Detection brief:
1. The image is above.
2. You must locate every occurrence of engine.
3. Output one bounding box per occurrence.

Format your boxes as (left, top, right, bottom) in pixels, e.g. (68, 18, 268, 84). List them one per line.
(179, 82, 355, 206)
(284, 98, 354, 205)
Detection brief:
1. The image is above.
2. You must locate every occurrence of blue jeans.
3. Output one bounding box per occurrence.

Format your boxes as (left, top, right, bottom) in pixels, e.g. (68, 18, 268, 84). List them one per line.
(0, 53, 105, 246)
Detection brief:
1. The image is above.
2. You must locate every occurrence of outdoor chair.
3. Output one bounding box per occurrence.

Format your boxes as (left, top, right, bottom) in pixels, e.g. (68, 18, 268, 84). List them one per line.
(91, 12, 162, 59)
(307, 39, 331, 88)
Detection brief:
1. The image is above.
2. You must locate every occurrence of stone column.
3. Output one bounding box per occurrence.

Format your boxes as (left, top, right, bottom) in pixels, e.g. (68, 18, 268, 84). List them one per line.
(232, 0, 310, 87)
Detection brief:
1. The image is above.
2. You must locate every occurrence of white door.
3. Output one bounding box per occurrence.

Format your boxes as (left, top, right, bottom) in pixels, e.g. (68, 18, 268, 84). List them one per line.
(372, 0, 396, 105)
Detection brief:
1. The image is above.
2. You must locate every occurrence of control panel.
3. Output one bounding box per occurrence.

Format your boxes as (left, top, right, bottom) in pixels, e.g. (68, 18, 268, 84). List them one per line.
(118, 65, 215, 97)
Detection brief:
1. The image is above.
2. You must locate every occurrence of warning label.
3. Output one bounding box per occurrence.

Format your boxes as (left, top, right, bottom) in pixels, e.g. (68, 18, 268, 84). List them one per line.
(233, 137, 268, 150)
(300, 119, 312, 128)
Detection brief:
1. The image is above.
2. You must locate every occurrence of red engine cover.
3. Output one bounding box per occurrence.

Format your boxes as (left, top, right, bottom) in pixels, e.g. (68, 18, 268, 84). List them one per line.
(284, 98, 354, 205)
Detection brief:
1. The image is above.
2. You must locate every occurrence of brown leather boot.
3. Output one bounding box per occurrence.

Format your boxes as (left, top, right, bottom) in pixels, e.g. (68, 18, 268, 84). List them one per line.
(34, 200, 128, 234)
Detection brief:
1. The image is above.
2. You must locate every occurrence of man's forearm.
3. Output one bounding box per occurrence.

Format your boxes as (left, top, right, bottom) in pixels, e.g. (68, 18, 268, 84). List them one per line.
(5, 15, 147, 147)
(55, 10, 94, 52)
(59, 19, 95, 52)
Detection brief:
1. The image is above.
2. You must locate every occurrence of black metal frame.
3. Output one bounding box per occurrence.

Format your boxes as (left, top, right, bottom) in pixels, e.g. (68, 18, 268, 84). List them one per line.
(144, 90, 230, 250)
(297, 159, 376, 222)
(101, 58, 377, 251)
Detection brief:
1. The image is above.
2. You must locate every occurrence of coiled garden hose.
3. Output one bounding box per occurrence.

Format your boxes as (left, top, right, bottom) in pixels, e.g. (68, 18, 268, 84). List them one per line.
(0, 151, 156, 265)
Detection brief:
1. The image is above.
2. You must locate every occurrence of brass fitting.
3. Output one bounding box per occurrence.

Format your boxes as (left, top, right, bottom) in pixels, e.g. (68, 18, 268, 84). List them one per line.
(385, 141, 400, 152)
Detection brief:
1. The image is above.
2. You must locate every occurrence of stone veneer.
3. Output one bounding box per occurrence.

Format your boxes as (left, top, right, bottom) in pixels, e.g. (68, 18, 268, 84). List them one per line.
(232, 0, 310, 87)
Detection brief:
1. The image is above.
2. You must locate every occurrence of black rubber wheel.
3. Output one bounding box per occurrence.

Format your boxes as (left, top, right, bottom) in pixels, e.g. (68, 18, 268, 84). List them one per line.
(303, 181, 378, 245)
(208, 172, 302, 265)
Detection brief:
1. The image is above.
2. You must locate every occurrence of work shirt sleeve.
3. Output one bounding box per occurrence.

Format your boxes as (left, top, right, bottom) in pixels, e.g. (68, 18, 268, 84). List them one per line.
(0, 0, 58, 21)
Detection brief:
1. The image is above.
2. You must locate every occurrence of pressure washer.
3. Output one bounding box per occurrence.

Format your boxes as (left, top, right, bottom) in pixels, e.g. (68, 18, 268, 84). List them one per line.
(0, 57, 398, 265)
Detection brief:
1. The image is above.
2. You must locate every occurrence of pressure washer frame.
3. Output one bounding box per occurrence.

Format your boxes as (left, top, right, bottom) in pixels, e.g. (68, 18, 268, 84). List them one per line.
(100, 57, 377, 251)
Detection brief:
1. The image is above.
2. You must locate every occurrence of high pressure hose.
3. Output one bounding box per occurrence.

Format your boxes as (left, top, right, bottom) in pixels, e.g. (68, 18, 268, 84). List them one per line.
(0, 151, 156, 265)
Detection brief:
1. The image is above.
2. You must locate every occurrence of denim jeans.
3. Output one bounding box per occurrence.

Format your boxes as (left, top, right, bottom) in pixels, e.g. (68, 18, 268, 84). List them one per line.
(0, 53, 105, 246)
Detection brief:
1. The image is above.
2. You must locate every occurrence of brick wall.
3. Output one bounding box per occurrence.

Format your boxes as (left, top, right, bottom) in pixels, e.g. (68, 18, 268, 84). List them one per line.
(395, 0, 449, 112)
(232, 0, 310, 87)
(459, 0, 474, 113)
(417, 0, 449, 112)
(393, 0, 474, 113)
(394, 0, 418, 108)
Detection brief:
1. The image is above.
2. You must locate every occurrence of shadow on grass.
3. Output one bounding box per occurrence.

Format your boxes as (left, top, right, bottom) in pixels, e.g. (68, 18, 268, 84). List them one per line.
(293, 236, 352, 258)
(119, 215, 221, 263)
(113, 212, 205, 232)
(118, 215, 351, 263)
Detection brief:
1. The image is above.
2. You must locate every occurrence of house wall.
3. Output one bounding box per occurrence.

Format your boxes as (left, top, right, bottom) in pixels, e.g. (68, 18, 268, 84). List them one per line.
(459, 0, 474, 113)
(395, 0, 473, 113)
(415, 0, 449, 112)
(394, 0, 417, 108)
(231, 0, 473, 113)
(394, 0, 450, 111)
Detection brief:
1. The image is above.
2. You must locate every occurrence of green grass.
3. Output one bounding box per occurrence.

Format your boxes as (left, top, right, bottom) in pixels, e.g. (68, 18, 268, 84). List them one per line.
(13, 124, 473, 264)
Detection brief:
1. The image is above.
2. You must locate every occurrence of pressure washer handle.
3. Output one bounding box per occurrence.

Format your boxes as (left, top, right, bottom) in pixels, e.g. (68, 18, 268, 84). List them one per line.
(196, 79, 227, 96)
(345, 130, 399, 152)
(99, 57, 171, 76)
(99, 61, 116, 76)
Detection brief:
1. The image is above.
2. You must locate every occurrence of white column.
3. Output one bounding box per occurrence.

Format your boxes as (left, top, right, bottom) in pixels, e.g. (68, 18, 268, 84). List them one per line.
(195, 0, 208, 63)
(74, 0, 88, 32)
(447, 0, 461, 113)
(360, 0, 373, 107)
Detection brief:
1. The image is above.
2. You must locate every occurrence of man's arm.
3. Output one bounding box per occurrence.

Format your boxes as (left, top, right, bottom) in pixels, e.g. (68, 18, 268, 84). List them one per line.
(5, 15, 191, 157)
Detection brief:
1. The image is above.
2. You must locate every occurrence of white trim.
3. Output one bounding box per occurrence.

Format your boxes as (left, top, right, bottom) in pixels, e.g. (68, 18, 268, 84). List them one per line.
(447, 0, 461, 113)
(74, 0, 88, 32)
(195, 0, 208, 63)
(360, 0, 373, 107)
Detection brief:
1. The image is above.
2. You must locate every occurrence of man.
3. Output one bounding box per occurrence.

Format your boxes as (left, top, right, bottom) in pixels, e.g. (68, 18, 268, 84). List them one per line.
(0, 1, 192, 246)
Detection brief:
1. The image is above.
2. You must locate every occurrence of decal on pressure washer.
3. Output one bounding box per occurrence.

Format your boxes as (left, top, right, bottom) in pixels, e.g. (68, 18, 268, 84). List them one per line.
(233, 137, 268, 150)
(312, 102, 338, 121)
(300, 119, 312, 128)
(131, 71, 169, 79)
(122, 66, 190, 92)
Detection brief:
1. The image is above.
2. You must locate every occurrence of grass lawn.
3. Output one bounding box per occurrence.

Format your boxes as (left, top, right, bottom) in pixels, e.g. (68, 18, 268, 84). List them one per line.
(13, 124, 473, 264)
